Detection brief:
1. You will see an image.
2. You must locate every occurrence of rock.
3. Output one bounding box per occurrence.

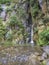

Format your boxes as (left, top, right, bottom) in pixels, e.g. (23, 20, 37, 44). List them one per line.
(46, 59, 49, 65)
(28, 54, 40, 65)
(34, 52, 40, 56)
(38, 0, 43, 8)
(43, 46, 49, 55)
(1, 57, 8, 64)
(10, 57, 16, 62)
(41, 52, 47, 60)
(6, 53, 11, 58)
(16, 55, 29, 62)
(46, 61, 49, 65)
(37, 52, 47, 62)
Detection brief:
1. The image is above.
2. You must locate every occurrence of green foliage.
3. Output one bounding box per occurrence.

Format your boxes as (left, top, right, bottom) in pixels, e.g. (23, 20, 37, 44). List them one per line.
(6, 7, 12, 13)
(30, 0, 39, 18)
(3, 40, 13, 46)
(32, 5, 39, 18)
(43, 17, 49, 24)
(41, 60, 46, 65)
(30, 0, 37, 7)
(0, 19, 7, 42)
(0, 0, 11, 4)
(38, 29, 49, 46)
(0, 0, 48, 46)
(9, 16, 18, 26)
(6, 30, 13, 41)
(30, 0, 35, 6)
(9, 15, 24, 29)
(34, 27, 38, 33)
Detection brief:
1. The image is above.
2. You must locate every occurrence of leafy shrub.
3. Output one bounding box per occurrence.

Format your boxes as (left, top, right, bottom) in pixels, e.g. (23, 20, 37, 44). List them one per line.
(38, 29, 49, 46)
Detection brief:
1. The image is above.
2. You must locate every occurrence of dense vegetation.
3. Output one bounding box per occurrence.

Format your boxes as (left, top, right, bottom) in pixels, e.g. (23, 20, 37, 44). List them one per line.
(0, 0, 49, 46)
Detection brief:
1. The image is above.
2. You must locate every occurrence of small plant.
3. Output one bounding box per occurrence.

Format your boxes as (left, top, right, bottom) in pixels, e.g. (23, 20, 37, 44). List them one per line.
(38, 29, 49, 46)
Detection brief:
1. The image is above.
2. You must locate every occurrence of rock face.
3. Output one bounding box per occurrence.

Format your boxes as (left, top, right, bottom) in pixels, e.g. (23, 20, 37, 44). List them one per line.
(43, 46, 49, 55)
(41, 52, 47, 60)
(38, 0, 47, 14)
(38, 0, 43, 8)
(0, 4, 6, 20)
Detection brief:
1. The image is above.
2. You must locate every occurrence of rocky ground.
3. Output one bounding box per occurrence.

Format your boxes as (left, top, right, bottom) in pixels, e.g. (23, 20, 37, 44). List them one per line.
(0, 46, 49, 65)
